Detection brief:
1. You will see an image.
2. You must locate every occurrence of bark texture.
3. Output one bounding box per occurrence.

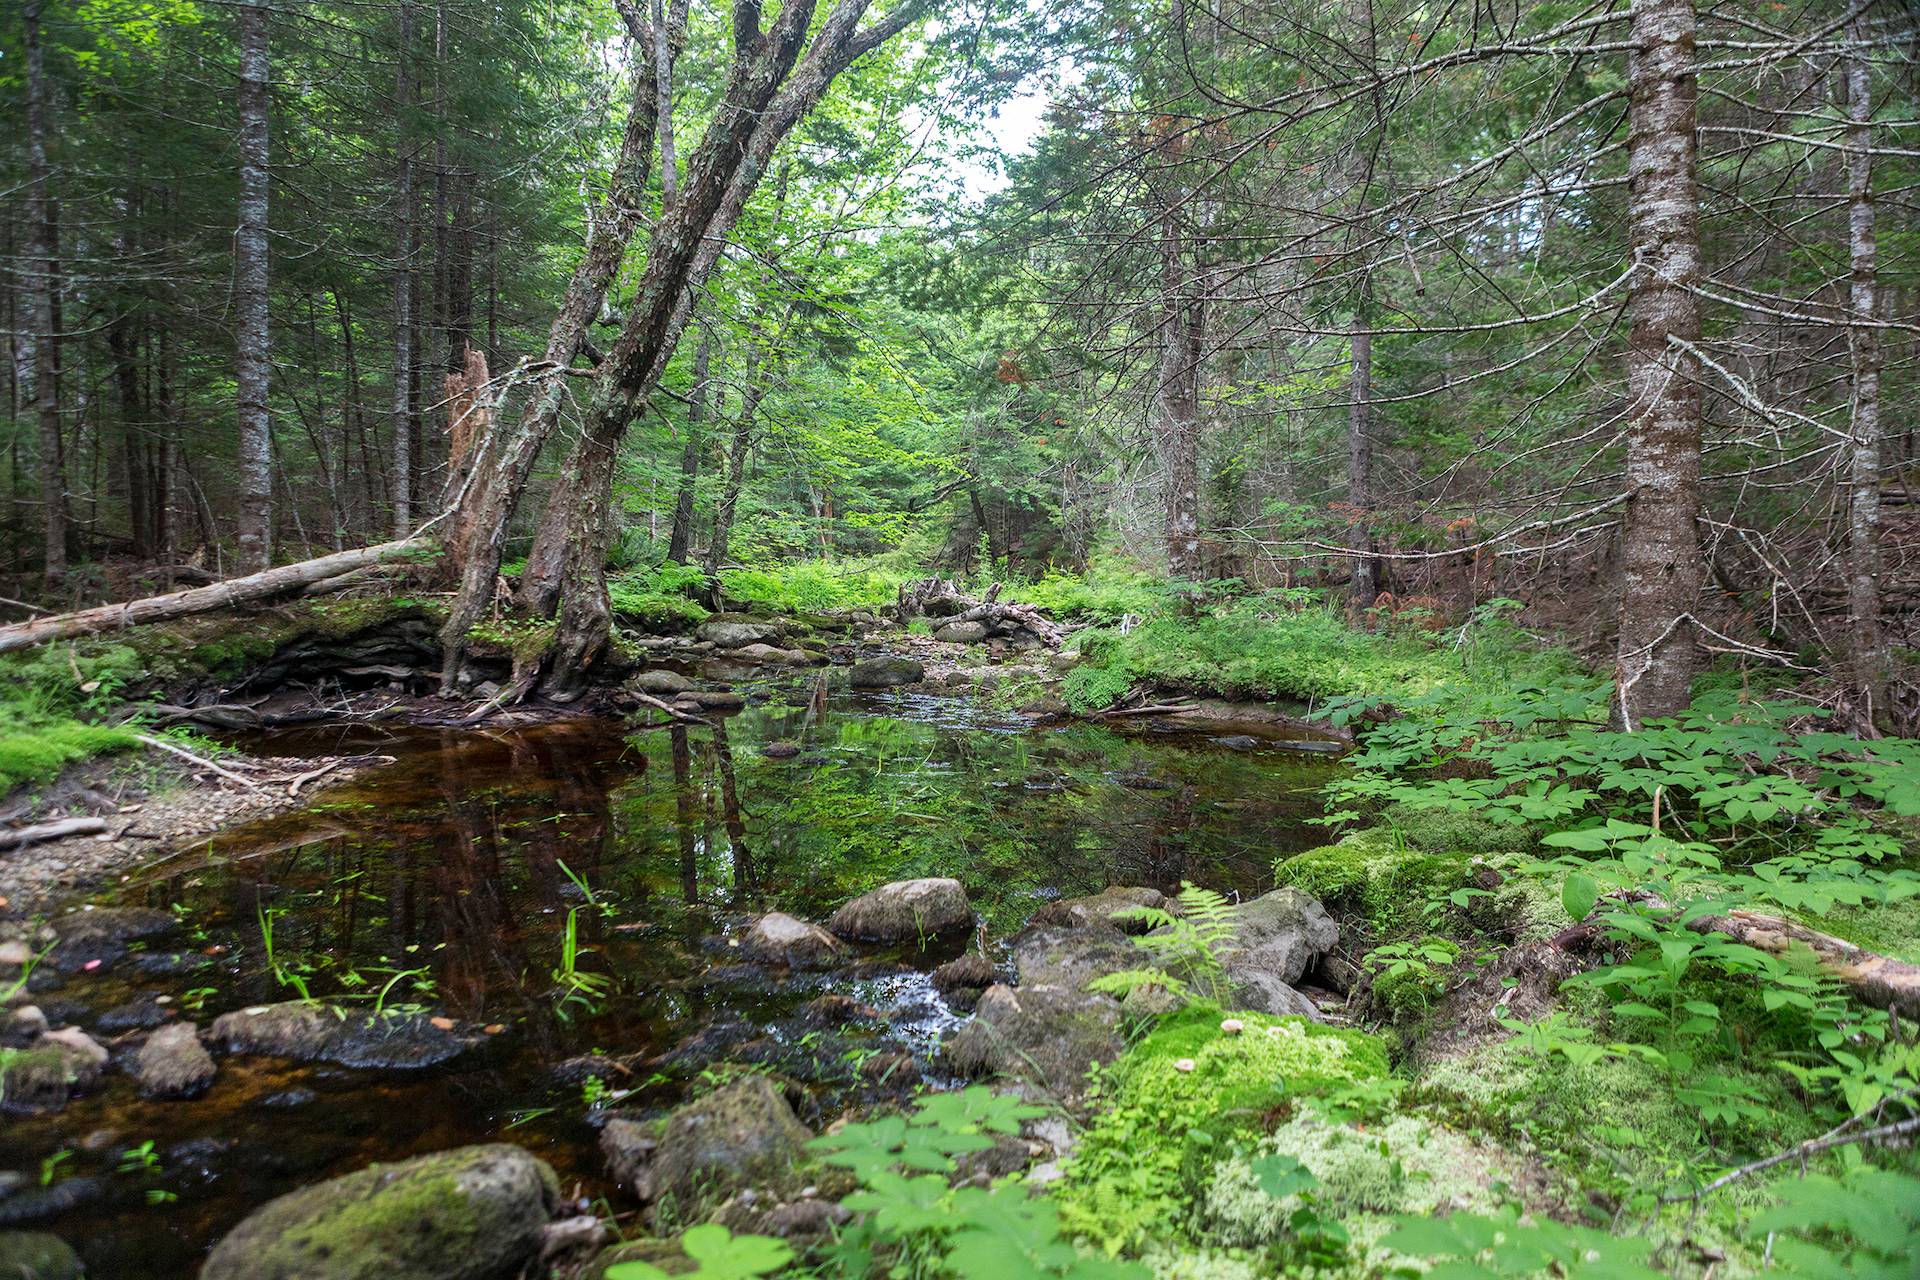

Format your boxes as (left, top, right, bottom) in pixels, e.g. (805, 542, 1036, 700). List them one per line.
(1156, 211, 1205, 581)
(234, 0, 274, 573)
(1612, 0, 1705, 729)
(1843, 23, 1886, 720)
(0, 540, 424, 655)
(391, 0, 416, 537)
(24, 0, 67, 589)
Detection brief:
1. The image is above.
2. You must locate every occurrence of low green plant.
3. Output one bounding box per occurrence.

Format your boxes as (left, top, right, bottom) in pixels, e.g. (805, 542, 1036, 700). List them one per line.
(1365, 938, 1460, 1015)
(605, 1223, 792, 1280)
(1108, 882, 1237, 1002)
(807, 1085, 1145, 1280)
(551, 906, 612, 1021)
(257, 904, 314, 1002)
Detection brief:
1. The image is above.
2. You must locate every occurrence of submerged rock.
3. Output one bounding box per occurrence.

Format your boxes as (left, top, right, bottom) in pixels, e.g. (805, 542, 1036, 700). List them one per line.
(944, 983, 1124, 1095)
(762, 740, 802, 759)
(1, 1030, 107, 1114)
(738, 913, 845, 970)
(46, 906, 176, 971)
(97, 993, 172, 1032)
(828, 878, 973, 944)
(848, 656, 924, 689)
(0, 1230, 83, 1280)
(731, 642, 809, 665)
(201, 1143, 560, 1280)
(210, 1002, 486, 1070)
(135, 1022, 217, 1099)
(600, 1075, 811, 1208)
(1029, 886, 1168, 934)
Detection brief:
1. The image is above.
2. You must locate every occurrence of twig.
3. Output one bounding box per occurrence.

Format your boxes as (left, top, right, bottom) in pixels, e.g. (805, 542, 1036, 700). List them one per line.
(135, 733, 262, 790)
(635, 692, 709, 724)
(288, 761, 342, 796)
(0, 817, 109, 849)
(1661, 1099, 1920, 1203)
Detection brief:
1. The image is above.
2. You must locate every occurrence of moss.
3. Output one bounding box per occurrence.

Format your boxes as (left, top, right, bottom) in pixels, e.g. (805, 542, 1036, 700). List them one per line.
(1272, 832, 1472, 935)
(1802, 899, 1920, 963)
(0, 719, 140, 795)
(1414, 1033, 1806, 1196)
(466, 619, 556, 667)
(1056, 1005, 1389, 1252)
(1202, 1112, 1514, 1252)
(1376, 800, 1533, 856)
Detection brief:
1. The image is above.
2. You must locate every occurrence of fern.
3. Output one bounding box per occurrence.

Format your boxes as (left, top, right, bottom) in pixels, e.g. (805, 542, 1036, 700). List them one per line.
(1088, 968, 1191, 1001)
(1114, 882, 1238, 1002)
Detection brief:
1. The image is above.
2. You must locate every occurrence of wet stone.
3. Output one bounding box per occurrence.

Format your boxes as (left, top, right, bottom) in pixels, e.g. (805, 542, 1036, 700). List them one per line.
(828, 877, 974, 944)
(135, 1021, 217, 1099)
(209, 1001, 487, 1070)
(97, 993, 172, 1032)
(0, 1179, 106, 1228)
(46, 906, 177, 972)
(739, 912, 846, 970)
(0, 1231, 84, 1279)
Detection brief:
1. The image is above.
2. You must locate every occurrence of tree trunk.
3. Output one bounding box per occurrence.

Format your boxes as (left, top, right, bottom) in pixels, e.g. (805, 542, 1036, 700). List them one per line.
(1347, 315, 1378, 609)
(1612, 0, 1705, 730)
(234, 0, 274, 573)
(1843, 20, 1886, 723)
(390, 0, 415, 537)
(667, 328, 713, 563)
(706, 380, 767, 581)
(434, 23, 660, 686)
(24, 0, 66, 590)
(109, 307, 151, 561)
(1155, 210, 1204, 581)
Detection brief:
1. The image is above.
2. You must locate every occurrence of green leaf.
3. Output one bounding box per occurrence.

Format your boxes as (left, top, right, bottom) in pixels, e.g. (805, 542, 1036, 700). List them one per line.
(1561, 871, 1599, 921)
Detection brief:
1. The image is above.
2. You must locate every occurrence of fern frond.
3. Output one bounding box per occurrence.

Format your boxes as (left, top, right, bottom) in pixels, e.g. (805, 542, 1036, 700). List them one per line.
(1088, 968, 1190, 999)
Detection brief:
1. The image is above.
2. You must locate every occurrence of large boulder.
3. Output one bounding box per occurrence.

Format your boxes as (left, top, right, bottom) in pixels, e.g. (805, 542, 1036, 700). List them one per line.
(0, 1232, 83, 1280)
(600, 1075, 810, 1209)
(848, 656, 924, 689)
(1195, 888, 1339, 1019)
(1029, 887, 1168, 934)
(738, 913, 845, 970)
(134, 1022, 217, 1099)
(828, 878, 973, 944)
(731, 643, 808, 666)
(210, 1002, 486, 1070)
(697, 618, 781, 649)
(1011, 925, 1144, 993)
(933, 621, 989, 644)
(628, 669, 695, 695)
(944, 984, 1123, 1096)
(201, 1144, 560, 1280)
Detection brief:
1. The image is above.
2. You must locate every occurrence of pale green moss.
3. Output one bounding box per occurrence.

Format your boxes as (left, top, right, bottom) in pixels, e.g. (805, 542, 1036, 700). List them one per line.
(1272, 832, 1472, 934)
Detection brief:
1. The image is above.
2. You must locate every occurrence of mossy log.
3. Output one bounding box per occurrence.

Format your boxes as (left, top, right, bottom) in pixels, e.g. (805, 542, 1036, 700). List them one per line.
(0, 539, 426, 655)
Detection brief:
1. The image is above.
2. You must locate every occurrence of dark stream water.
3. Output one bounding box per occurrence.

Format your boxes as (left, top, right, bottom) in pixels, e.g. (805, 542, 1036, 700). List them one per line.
(4, 674, 1340, 1277)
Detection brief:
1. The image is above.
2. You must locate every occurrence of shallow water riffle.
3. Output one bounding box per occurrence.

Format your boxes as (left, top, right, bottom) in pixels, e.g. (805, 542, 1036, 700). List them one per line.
(2, 675, 1342, 1277)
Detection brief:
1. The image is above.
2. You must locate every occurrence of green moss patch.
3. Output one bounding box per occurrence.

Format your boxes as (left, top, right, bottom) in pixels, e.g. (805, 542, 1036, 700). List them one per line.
(1272, 832, 1473, 935)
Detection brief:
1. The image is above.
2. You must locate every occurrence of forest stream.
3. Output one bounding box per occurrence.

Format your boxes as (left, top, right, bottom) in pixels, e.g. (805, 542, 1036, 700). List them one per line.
(3, 674, 1343, 1278)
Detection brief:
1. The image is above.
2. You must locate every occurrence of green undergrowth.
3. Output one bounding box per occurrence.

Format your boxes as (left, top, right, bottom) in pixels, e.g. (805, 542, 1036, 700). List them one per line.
(1055, 1004, 1388, 1254)
(719, 558, 906, 614)
(609, 561, 711, 632)
(1060, 592, 1572, 712)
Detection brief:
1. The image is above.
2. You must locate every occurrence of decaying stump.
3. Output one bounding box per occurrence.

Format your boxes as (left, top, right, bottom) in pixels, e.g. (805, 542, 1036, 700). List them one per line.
(894, 577, 1065, 648)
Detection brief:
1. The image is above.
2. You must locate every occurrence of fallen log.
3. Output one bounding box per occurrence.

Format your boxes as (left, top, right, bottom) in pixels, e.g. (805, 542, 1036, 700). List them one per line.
(0, 538, 427, 655)
(0, 817, 109, 849)
(1696, 907, 1920, 1017)
(1622, 891, 1920, 1016)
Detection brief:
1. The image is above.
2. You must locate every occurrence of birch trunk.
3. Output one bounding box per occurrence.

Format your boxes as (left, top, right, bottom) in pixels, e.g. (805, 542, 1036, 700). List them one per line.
(234, 0, 274, 573)
(1612, 0, 1705, 729)
(1843, 19, 1886, 722)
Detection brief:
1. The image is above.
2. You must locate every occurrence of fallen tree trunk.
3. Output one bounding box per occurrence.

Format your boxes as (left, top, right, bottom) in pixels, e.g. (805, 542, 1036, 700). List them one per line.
(1620, 890, 1920, 1016)
(1695, 907, 1920, 1017)
(0, 538, 425, 655)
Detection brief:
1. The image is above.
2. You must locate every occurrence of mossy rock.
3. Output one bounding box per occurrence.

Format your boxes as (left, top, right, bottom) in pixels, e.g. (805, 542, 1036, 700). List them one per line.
(1273, 832, 1473, 934)
(599, 1074, 812, 1214)
(0, 1232, 84, 1280)
(200, 1143, 561, 1280)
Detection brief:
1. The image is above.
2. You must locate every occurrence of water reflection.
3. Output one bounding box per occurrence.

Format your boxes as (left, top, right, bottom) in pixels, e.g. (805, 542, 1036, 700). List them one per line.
(8, 681, 1340, 1276)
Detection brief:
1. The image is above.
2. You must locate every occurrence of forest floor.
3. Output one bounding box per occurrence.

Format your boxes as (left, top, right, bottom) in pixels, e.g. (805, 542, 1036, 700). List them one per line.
(3, 570, 1918, 1278)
